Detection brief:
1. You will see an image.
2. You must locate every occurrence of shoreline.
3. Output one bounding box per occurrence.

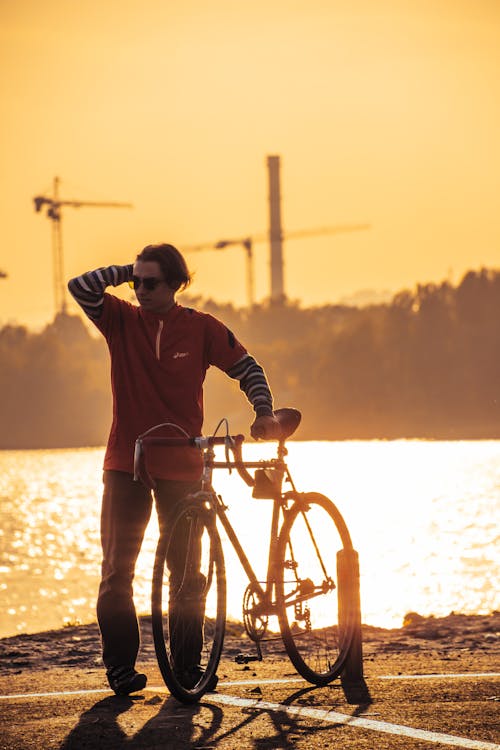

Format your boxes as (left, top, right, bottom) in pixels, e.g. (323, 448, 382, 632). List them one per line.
(2, 435, 500, 451)
(2, 608, 498, 638)
(1, 611, 498, 677)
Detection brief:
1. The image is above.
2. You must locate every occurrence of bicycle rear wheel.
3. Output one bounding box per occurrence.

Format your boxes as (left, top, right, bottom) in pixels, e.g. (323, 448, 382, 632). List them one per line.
(151, 501, 226, 703)
(276, 492, 356, 685)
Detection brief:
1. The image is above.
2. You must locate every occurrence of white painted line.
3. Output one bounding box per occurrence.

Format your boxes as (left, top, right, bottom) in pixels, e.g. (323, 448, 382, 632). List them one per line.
(207, 693, 500, 750)
(0, 681, 304, 700)
(1, 671, 499, 700)
(378, 672, 500, 680)
(1, 684, 499, 748)
(0, 688, 111, 699)
(0, 679, 305, 701)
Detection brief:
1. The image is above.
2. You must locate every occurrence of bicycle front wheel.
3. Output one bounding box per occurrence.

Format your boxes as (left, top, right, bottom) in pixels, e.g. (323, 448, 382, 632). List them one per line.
(276, 492, 355, 685)
(151, 501, 226, 703)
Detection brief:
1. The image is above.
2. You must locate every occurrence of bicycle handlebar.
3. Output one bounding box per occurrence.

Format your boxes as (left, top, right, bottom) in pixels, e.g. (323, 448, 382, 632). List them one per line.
(137, 434, 245, 449)
(133, 433, 252, 489)
(133, 408, 301, 490)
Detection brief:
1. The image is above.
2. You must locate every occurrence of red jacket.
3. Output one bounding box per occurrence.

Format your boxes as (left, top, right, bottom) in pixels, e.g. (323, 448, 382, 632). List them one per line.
(95, 294, 247, 480)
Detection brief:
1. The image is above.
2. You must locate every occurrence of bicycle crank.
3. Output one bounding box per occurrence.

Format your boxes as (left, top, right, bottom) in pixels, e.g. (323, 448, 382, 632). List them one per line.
(242, 582, 269, 642)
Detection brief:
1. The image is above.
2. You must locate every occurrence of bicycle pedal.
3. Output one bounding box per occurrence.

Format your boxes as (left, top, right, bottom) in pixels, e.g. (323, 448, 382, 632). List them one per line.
(235, 653, 261, 664)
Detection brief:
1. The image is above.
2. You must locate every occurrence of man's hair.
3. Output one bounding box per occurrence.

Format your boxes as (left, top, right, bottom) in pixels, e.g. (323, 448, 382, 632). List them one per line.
(136, 243, 192, 291)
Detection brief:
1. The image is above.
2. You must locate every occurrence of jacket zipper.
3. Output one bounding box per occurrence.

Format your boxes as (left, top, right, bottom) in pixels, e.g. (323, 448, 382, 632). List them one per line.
(156, 320, 163, 360)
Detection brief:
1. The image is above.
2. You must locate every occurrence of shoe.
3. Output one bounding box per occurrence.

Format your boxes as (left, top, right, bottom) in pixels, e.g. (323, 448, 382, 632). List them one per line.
(177, 665, 218, 691)
(107, 665, 147, 695)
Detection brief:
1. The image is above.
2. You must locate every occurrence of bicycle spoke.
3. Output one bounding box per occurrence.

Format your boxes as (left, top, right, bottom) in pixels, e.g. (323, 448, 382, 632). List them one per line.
(276, 493, 355, 684)
(152, 502, 226, 703)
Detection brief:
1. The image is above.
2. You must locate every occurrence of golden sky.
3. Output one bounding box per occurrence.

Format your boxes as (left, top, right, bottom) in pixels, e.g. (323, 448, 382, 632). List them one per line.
(1, 0, 499, 327)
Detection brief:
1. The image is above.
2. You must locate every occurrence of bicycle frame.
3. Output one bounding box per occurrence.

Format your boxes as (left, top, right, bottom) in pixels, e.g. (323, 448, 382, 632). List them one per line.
(201, 441, 294, 622)
(135, 429, 298, 623)
(135, 425, 350, 636)
(140, 412, 361, 698)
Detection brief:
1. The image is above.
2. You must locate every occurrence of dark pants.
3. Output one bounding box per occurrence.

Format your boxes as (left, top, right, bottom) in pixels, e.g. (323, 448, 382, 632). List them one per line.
(97, 470, 201, 669)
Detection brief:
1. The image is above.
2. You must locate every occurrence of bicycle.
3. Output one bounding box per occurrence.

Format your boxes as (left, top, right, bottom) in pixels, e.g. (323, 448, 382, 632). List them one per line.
(134, 408, 358, 704)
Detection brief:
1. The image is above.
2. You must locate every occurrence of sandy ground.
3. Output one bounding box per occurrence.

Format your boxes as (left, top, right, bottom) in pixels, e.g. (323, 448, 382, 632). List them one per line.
(0, 612, 499, 749)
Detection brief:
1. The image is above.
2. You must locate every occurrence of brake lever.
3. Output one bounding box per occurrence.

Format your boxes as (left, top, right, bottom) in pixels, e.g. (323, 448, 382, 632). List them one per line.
(224, 434, 235, 473)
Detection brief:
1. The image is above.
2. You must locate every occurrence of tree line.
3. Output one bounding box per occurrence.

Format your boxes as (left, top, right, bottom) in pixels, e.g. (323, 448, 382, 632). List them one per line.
(1, 267, 499, 448)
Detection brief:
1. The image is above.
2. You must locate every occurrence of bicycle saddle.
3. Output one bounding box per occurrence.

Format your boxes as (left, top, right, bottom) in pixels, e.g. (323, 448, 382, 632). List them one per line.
(273, 407, 301, 440)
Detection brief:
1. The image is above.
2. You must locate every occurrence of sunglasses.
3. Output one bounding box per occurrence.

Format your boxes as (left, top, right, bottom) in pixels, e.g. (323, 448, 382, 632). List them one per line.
(128, 276, 164, 291)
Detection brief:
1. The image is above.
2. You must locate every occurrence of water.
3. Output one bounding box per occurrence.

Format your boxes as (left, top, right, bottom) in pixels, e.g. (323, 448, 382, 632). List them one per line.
(1, 441, 499, 638)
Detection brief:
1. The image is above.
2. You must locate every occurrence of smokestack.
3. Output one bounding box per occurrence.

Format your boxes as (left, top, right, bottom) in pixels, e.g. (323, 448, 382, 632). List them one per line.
(267, 155, 285, 302)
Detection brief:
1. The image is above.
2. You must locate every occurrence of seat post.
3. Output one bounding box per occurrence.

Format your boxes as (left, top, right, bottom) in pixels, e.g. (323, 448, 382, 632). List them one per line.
(277, 439, 288, 461)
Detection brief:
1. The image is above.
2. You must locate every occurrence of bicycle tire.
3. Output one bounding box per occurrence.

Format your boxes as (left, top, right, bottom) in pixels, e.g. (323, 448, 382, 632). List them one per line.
(275, 492, 356, 685)
(151, 501, 226, 703)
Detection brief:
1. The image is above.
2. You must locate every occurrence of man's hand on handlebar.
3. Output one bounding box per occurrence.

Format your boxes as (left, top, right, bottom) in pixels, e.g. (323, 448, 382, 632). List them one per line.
(250, 414, 282, 441)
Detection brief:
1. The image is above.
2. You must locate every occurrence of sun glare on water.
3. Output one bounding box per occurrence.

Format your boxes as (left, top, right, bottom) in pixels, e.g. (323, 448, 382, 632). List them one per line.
(0, 440, 498, 637)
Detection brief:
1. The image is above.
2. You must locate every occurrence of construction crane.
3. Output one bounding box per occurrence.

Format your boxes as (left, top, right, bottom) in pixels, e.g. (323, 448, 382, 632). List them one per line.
(184, 237, 254, 305)
(184, 223, 370, 307)
(184, 155, 370, 306)
(34, 176, 133, 315)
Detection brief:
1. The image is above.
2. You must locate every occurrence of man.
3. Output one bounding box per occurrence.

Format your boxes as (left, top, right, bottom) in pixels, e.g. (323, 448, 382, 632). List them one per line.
(68, 243, 280, 696)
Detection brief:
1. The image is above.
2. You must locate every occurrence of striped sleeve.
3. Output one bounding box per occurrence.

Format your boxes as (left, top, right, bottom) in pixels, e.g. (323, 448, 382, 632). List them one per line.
(67, 265, 133, 321)
(227, 354, 274, 417)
